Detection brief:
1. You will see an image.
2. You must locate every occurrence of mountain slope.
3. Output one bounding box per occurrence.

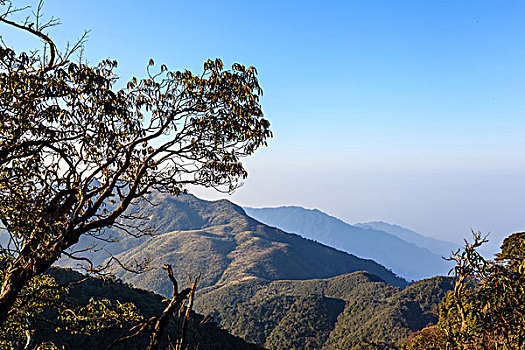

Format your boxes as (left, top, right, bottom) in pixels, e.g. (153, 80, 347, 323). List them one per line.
(109, 194, 406, 297)
(244, 206, 452, 280)
(20, 268, 259, 349)
(355, 221, 460, 257)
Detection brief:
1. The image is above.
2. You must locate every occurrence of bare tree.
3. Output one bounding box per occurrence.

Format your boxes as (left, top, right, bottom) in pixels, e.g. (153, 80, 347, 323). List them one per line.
(107, 265, 199, 350)
(445, 231, 489, 332)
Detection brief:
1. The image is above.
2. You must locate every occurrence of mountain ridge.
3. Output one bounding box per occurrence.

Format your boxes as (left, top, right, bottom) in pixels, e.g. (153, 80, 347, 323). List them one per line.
(106, 194, 406, 297)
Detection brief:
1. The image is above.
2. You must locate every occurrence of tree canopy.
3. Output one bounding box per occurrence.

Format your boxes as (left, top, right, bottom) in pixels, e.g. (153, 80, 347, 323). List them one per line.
(0, 0, 271, 327)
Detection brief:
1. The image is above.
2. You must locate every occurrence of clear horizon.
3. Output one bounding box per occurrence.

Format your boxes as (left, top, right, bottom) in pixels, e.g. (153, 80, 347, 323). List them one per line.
(4, 0, 524, 251)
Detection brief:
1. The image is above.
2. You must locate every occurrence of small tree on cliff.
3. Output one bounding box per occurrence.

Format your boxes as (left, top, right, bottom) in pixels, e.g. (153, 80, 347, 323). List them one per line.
(0, 1, 271, 324)
(403, 231, 525, 350)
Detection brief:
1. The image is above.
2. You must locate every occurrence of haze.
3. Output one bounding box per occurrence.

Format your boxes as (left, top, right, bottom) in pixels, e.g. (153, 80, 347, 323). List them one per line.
(5, 0, 524, 251)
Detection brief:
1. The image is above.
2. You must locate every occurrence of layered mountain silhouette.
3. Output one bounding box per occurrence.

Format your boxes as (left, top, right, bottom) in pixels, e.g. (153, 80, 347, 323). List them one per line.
(244, 206, 454, 280)
(355, 221, 460, 257)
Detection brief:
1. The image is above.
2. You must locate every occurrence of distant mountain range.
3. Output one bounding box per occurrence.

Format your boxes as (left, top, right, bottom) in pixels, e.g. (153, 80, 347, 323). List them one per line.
(244, 206, 456, 280)
(354, 221, 460, 256)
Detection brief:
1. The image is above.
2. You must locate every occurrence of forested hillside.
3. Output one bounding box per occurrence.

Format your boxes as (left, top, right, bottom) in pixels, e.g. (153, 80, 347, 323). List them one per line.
(196, 272, 454, 349)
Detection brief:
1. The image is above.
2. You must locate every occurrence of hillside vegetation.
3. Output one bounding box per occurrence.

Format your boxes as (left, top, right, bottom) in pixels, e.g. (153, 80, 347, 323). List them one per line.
(403, 232, 525, 350)
(55, 194, 466, 349)
(6, 267, 258, 349)
(196, 272, 454, 349)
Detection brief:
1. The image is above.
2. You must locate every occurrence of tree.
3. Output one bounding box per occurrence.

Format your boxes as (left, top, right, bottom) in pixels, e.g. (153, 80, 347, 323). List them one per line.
(402, 231, 525, 350)
(0, 0, 271, 326)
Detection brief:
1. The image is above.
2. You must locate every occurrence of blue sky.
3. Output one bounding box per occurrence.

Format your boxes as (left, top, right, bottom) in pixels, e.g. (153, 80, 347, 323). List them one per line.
(3, 1, 525, 250)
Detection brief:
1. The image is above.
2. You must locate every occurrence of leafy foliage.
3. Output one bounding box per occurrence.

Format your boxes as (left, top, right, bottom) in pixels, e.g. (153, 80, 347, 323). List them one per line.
(0, 0, 270, 329)
(0, 269, 141, 349)
(57, 297, 142, 336)
(1, 267, 259, 349)
(0, 273, 63, 349)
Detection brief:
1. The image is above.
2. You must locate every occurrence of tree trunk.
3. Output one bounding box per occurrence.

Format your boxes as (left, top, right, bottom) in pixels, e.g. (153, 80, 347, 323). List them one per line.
(147, 289, 191, 350)
(0, 258, 36, 323)
(0, 241, 59, 324)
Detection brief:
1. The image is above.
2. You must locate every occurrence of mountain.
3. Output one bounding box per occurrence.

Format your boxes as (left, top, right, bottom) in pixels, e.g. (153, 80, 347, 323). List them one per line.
(195, 271, 454, 349)
(354, 221, 460, 257)
(45, 194, 461, 349)
(243, 206, 453, 280)
(109, 194, 406, 297)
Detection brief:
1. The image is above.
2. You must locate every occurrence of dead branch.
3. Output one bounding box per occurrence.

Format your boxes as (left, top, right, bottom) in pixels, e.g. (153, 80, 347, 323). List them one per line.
(106, 264, 198, 350)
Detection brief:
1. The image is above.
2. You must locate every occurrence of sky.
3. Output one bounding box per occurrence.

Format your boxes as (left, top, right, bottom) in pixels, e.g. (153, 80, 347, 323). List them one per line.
(2, 1, 525, 251)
